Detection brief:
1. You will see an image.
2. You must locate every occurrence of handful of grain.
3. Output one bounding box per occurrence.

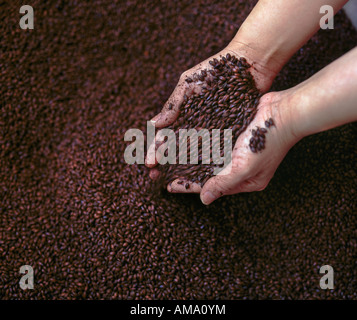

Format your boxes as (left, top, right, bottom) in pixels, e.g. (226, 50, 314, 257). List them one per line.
(157, 54, 262, 187)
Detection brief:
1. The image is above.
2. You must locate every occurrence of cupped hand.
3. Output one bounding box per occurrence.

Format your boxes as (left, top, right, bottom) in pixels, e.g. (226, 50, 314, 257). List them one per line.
(145, 45, 277, 169)
(167, 91, 300, 205)
(199, 91, 300, 204)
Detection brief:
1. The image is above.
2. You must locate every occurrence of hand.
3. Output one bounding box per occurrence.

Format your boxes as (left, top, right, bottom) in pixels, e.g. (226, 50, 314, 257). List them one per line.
(199, 91, 300, 204)
(167, 45, 357, 204)
(145, 44, 278, 169)
(166, 91, 300, 204)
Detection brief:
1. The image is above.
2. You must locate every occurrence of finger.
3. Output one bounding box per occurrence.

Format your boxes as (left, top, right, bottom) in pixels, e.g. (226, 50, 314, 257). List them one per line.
(149, 168, 161, 181)
(232, 172, 270, 193)
(200, 167, 246, 205)
(167, 179, 202, 194)
(151, 82, 187, 128)
(145, 137, 159, 168)
(145, 130, 167, 168)
(235, 180, 267, 193)
(145, 129, 172, 168)
(151, 74, 205, 128)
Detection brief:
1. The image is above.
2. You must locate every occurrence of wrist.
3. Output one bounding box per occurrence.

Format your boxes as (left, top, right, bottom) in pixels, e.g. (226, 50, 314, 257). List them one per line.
(225, 41, 279, 93)
(266, 90, 304, 147)
(281, 85, 319, 142)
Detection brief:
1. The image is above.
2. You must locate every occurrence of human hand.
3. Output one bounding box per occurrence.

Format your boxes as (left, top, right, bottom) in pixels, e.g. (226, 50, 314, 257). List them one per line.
(165, 91, 300, 204)
(198, 91, 300, 204)
(168, 44, 357, 204)
(145, 44, 278, 169)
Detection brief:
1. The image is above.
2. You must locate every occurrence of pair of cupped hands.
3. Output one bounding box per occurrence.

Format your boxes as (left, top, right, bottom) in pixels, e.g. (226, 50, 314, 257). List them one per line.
(145, 47, 300, 205)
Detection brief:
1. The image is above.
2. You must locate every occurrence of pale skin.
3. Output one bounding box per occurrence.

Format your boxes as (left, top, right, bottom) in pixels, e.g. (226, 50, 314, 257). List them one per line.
(145, 0, 357, 204)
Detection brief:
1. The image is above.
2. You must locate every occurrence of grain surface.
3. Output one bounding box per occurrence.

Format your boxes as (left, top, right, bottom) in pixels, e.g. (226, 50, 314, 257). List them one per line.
(1, 1, 356, 299)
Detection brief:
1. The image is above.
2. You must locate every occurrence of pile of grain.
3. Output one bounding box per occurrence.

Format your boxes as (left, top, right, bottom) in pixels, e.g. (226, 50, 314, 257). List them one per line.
(0, 0, 356, 299)
(159, 55, 261, 186)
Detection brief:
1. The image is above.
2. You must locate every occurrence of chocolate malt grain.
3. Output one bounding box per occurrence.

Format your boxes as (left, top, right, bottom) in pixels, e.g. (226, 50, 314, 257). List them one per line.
(249, 126, 269, 153)
(0, 1, 356, 300)
(157, 55, 261, 186)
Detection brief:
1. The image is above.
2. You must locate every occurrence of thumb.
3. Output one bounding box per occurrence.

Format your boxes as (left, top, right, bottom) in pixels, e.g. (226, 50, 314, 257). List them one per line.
(151, 82, 187, 128)
(200, 169, 244, 205)
(151, 104, 179, 128)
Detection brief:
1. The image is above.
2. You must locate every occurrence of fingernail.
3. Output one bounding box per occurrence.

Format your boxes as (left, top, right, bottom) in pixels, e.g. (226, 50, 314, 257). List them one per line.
(151, 114, 161, 123)
(149, 169, 160, 180)
(201, 191, 216, 205)
(167, 183, 172, 193)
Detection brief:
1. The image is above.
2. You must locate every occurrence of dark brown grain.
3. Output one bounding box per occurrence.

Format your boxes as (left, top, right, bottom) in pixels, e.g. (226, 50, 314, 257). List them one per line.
(157, 54, 261, 186)
(1, 0, 356, 300)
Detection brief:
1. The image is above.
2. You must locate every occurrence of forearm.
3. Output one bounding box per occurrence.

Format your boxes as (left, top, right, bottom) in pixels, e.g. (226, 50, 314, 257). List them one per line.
(288, 46, 357, 139)
(229, 0, 348, 80)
